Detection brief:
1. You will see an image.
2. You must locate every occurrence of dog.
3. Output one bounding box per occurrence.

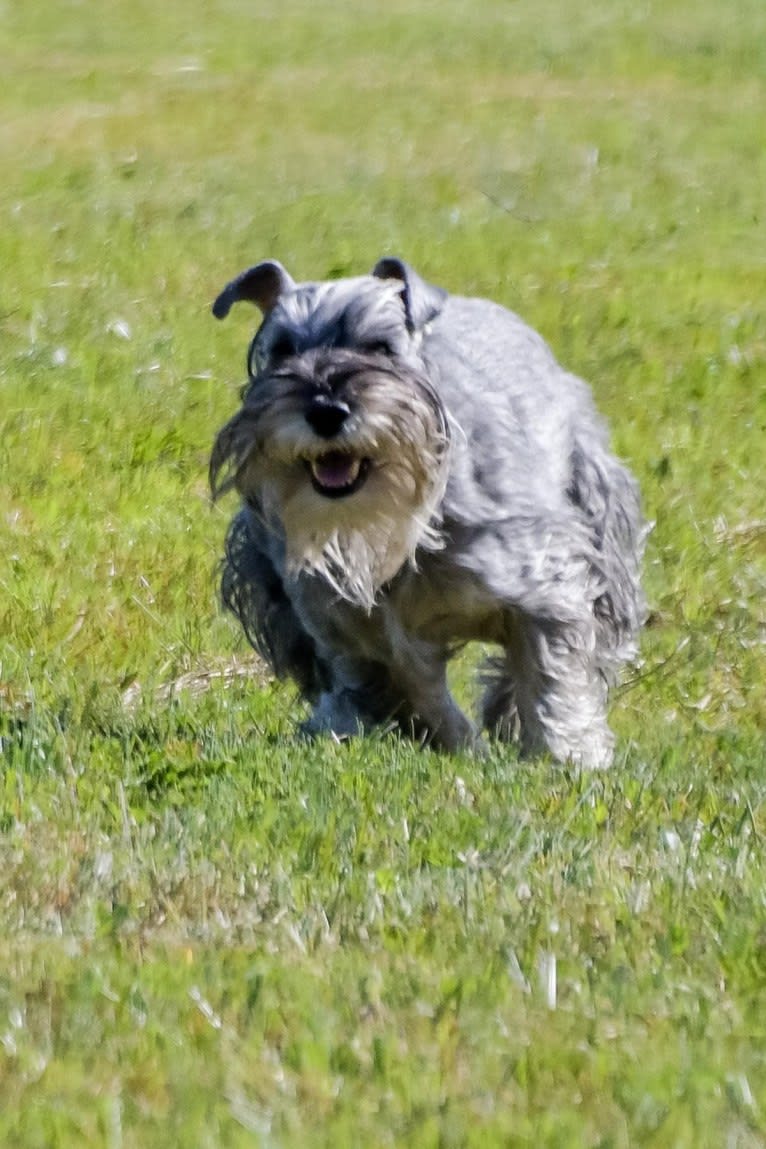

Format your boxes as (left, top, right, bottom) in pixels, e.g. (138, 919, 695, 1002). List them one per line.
(209, 257, 646, 768)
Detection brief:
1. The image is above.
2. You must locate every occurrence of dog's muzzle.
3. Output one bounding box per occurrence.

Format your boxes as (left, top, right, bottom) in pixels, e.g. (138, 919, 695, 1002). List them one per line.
(302, 395, 371, 499)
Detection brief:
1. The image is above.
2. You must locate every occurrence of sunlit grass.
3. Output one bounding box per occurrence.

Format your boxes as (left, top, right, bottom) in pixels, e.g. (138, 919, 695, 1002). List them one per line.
(1, 0, 765, 1144)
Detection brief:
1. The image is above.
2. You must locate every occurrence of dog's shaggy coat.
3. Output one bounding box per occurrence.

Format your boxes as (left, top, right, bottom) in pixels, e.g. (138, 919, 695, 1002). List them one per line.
(210, 258, 646, 767)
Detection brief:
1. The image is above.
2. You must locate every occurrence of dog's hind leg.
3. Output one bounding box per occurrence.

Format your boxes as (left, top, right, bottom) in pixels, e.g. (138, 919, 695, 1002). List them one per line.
(480, 653, 520, 744)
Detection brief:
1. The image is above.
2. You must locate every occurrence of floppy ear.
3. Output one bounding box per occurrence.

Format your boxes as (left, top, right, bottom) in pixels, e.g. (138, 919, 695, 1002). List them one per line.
(212, 260, 295, 320)
(372, 257, 447, 333)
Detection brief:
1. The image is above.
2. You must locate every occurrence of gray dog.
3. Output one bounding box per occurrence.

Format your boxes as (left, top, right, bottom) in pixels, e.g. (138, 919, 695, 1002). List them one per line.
(210, 257, 645, 767)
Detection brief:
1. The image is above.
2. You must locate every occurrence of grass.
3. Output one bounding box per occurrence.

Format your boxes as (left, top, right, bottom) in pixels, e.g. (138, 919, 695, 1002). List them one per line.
(1, 0, 766, 1144)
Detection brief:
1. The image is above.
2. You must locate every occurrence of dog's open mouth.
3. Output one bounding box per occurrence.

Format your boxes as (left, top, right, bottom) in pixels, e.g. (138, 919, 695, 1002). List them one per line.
(307, 452, 370, 499)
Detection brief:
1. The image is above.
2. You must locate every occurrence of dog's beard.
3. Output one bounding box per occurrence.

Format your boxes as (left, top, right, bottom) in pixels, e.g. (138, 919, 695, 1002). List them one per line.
(269, 457, 444, 609)
(211, 365, 450, 610)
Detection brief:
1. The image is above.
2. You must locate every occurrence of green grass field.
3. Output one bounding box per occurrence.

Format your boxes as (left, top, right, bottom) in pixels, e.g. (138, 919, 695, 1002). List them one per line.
(2, 1, 766, 1144)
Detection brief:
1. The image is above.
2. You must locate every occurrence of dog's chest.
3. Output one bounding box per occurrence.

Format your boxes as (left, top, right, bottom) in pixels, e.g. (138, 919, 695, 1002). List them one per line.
(383, 562, 508, 647)
(293, 558, 507, 665)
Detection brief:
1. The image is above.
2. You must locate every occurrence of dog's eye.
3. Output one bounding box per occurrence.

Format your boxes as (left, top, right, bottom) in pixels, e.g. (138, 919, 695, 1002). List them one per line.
(269, 333, 297, 359)
(362, 340, 392, 356)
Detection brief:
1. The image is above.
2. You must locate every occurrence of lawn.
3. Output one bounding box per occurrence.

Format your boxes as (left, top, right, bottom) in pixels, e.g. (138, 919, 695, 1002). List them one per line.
(1, 0, 766, 1145)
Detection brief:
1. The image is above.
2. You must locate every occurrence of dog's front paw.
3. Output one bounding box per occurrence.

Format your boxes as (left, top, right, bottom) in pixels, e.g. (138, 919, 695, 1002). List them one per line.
(300, 691, 366, 742)
(424, 710, 485, 756)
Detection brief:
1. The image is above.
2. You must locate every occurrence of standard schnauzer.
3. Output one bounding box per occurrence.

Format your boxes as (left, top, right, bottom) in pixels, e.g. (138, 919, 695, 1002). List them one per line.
(209, 257, 646, 767)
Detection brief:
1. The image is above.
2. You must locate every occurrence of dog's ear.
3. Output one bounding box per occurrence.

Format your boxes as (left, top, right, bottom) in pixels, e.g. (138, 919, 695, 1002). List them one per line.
(372, 257, 447, 333)
(212, 261, 295, 320)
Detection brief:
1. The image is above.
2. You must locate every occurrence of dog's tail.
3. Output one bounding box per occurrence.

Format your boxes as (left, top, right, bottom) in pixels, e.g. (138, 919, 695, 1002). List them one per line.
(567, 431, 648, 675)
(221, 506, 331, 703)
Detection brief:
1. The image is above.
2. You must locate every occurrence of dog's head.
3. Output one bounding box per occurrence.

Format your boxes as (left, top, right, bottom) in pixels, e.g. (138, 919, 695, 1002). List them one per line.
(210, 258, 451, 608)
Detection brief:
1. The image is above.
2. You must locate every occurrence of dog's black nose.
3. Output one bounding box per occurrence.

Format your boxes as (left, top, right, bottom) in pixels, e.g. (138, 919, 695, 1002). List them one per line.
(305, 396, 351, 438)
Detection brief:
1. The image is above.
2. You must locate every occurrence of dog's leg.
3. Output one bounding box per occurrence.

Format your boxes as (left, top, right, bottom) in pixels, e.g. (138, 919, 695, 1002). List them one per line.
(299, 656, 397, 741)
(397, 663, 478, 751)
(378, 622, 479, 752)
(488, 615, 614, 769)
(300, 684, 373, 741)
(302, 651, 477, 752)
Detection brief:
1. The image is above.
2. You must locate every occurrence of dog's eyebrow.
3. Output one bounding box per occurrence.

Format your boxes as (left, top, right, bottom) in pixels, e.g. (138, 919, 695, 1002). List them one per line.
(335, 295, 401, 351)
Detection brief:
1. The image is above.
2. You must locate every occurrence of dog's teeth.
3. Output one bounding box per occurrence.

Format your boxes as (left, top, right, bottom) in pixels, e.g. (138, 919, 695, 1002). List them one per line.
(311, 454, 361, 489)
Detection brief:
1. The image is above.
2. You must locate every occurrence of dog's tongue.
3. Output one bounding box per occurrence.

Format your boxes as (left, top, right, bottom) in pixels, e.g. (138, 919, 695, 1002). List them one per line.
(312, 452, 360, 489)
